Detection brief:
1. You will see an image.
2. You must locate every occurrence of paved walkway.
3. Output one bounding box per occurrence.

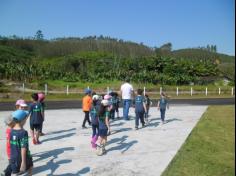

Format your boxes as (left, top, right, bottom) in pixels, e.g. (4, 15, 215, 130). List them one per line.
(0, 105, 207, 176)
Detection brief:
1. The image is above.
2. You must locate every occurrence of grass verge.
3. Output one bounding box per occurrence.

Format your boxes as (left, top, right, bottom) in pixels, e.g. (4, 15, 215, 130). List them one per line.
(162, 105, 235, 176)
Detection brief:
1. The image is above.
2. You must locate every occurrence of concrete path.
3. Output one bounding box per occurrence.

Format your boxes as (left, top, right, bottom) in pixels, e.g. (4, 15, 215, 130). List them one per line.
(0, 105, 207, 176)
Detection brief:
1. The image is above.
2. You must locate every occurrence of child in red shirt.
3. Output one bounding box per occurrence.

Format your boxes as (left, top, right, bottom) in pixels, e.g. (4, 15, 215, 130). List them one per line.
(4, 115, 16, 176)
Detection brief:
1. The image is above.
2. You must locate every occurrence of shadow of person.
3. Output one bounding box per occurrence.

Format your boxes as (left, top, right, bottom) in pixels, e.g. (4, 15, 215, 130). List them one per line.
(148, 117, 161, 123)
(33, 147, 75, 163)
(164, 118, 182, 124)
(40, 132, 76, 143)
(110, 122, 125, 127)
(46, 128, 76, 135)
(111, 128, 132, 135)
(53, 167, 90, 176)
(147, 121, 160, 128)
(106, 135, 138, 154)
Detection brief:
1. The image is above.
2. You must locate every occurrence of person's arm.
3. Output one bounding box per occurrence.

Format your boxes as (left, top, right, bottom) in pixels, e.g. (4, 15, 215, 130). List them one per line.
(143, 102, 147, 113)
(20, 148, 27, 173)
(157, 100, 160, 110)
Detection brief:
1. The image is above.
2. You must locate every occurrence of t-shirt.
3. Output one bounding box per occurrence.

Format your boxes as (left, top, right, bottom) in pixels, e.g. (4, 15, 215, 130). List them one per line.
(159, 97, 168, 109)
(82, 95, 92, 111)
(29, 102, 43, 125)
(10, 129, 31, 161)
(135, 95, 145, 113)
(98, 111, 109, 129)
(120, 83, 134, 100)
(6, 127, 11, 159)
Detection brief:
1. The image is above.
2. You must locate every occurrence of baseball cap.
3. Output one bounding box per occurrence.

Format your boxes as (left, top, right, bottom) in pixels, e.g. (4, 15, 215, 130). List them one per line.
(4, 115, 14, 125)
(84, 88, 92, 94)
(101, 99, 109, 106)
(92, 95, 100, 100)
(104, 94, 111, 100)
(12, 110, 29, 122)
(15, 99, 28, 107)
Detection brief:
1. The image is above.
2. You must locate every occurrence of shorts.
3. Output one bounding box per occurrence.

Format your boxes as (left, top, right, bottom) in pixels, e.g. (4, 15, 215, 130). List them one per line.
(99, 128, 108, 137)
(11, 156, 33, 174)
(30, 124, 41, 131)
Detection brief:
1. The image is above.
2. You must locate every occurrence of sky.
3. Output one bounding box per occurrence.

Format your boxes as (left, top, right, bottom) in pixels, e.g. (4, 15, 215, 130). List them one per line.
(0, 0, 235, 55)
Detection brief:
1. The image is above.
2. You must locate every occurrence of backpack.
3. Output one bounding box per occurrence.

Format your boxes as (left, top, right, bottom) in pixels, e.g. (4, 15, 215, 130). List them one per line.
(90, 105, 99, 125)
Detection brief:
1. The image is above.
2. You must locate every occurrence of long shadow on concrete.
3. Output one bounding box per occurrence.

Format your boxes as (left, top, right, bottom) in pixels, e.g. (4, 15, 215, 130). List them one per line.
(32, 147, 75, 175)
(53, 167, 90, 176)
(46, 128, 76, 135)
(41, 132, 76, 143)
(106, 135, 138, 154)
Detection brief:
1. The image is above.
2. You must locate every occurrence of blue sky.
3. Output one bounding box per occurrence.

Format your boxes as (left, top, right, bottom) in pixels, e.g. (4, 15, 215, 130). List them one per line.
(0, 0, 235, 55)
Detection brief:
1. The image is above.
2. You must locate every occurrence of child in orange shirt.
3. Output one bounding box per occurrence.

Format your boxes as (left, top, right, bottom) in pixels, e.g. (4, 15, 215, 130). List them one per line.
(82, 88, 92, 128)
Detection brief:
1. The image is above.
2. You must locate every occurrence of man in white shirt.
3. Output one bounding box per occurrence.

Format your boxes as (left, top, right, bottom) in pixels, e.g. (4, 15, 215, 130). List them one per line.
(120, 78, 134, 120)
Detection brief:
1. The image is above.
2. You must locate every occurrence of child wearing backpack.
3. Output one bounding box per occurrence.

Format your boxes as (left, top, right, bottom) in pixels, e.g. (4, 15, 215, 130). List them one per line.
(157, 92, 169, 124)
(144, 94, 152, 124)
(90, 94, 100, 149)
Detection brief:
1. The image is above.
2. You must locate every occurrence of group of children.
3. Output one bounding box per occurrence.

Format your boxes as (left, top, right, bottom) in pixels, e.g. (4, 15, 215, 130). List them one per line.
(82, 88, 121, 156)
(3, 92, 46, 176)
(82, 88, 169, 156)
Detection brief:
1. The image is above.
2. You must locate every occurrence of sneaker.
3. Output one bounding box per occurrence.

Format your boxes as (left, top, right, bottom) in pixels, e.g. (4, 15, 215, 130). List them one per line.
(135, 127, 138, 130)
(142, 123, 145, 128)
(82, 126, 87, 129)
(96, 145, 103, 156)
(39, 132, 45, 136)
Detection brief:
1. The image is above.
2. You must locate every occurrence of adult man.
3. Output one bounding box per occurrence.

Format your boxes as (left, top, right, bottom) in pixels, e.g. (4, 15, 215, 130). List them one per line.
(120, 78, 134, 120)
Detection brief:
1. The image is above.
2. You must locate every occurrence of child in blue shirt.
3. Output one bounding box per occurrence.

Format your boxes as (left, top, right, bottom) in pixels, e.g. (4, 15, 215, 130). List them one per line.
(157, 92, 169, 124)
(10, 110, 33, 175)
(29, 93, 44, 145)
(134, 89, 147, 130)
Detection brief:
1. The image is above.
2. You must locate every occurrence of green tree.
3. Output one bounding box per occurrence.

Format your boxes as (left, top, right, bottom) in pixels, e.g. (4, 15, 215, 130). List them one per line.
(35, 30, 44, 40)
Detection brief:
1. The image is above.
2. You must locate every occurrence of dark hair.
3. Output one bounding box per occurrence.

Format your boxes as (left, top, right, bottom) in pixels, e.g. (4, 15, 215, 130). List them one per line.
(98, 104, 106, 117)
(145, 94, 149, 97)
(137, 89, 143, 95)
(31, 93, 38, 101)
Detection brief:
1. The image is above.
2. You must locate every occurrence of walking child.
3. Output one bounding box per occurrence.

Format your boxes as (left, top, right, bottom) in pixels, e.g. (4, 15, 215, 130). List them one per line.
(134, 89, 147, 130)
(82, 88, 92, 128)
(109, 92, 120, 119)
(96, 100, 111, 156)
(29, 93, 44, 144)
(90, 94, 100, 149)
(3, 115, 16, 176)
(10, 110, 33, 175)
(38, 92, 46, 136)
(144, 94, 152, 123)
(157, 92, 169, 124)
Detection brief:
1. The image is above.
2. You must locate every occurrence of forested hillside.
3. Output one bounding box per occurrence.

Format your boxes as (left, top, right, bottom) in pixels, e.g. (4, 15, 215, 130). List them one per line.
(0, 34, 234, 86)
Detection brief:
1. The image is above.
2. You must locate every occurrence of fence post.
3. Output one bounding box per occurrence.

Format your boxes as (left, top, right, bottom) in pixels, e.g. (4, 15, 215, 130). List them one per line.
(107, 87, 109, 94)
(22, 83, 25, 94)
(160, 87, 162, 95)
(45, 84, 48, 95)
(219, 87, 221, 95)
(66, 85, 69, 95)
(232, 87, 234, 96)
(190, 87, 193, 96)
(205, 87, 208, 96)
(176, 87, 179, 96)
(144, 87, 146, 95)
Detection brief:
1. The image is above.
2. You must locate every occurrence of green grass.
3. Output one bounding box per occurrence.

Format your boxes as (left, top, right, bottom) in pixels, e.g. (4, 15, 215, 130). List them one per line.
(162, 105, 235, 176)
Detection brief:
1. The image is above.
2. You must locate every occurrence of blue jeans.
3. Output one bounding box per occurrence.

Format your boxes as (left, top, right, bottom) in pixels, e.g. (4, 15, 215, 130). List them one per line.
(160, 108, 166, 122)
(123, 99, 131, 120)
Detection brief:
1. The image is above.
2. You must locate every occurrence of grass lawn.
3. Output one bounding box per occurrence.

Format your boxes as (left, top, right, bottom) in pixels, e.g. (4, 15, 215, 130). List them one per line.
(162, 105, 235, 176)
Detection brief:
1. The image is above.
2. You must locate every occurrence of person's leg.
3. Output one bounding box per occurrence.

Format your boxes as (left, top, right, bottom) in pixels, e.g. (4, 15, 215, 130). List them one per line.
(140, 111, 145, 127)
(122, 99, 126, 119)
(126, 100, 131, 119)
(82, 111, 87, 127)
(135, 112, 139, 129)
(160, 109, 166, 123)
(92, 124, 96, 137)
(85, 111, 91, 125)
(123, 99, 131, 120)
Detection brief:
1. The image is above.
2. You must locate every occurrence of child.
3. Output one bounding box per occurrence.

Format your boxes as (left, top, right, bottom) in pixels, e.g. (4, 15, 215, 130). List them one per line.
(38, 92, 46, 136)
(157, 92, 169, 124)
(134, 89, 147, 130)
(3, 115, 16, 176)
(29, 93, 44, 144)
(109, 92, 120, 119)
(15, 99, 28, 110)
(90, 94, 100, 149)
(82, 88, 92, 128)
(144, 94, 152, 123)
(96, 100, 111, 156)
(10, 109, 33, 175)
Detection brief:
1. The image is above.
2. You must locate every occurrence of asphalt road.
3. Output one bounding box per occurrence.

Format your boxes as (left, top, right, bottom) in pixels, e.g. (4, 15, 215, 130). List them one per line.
(0, 98, 234, 111)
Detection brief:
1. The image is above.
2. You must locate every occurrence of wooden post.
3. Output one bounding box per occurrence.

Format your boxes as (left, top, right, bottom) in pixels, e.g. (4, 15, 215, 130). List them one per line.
(205, 87, 208, 96)
(191, 87, 193, 96)
(160, 87, 162, 95)
(219, 87, 221, 95)
(232, 87, 234, 96)
(66, 85, 69, 95)
(176, 87, 179, 96)
(144, 87, 146, 95)
(45, 84, 48, 95)
(22, 83, 25, 94)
